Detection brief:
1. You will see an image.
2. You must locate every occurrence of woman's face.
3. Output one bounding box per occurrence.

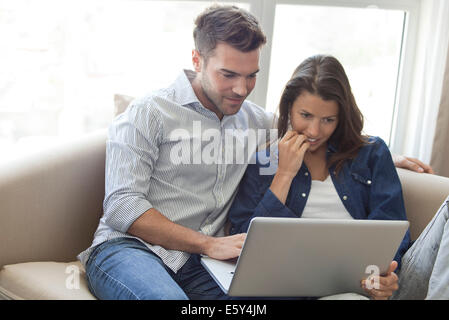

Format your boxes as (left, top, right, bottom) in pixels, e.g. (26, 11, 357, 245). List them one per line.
(290, 91, 339, 153)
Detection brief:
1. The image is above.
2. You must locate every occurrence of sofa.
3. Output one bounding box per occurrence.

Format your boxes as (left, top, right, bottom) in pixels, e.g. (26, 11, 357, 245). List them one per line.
(1, 112, 449, 299)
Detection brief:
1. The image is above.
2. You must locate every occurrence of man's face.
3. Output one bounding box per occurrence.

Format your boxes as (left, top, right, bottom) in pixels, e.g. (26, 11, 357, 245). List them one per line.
(192, 42, 260, 119)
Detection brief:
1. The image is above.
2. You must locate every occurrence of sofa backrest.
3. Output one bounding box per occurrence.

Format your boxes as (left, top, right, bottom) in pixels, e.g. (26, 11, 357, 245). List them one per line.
(1, 128, 448, 267)
(397, 168, 449, 240)
(0, 130, 107, 267)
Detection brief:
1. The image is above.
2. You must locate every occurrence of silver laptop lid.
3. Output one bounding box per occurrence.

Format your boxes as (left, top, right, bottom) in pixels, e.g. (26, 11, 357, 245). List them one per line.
(227, 217, 409, 297)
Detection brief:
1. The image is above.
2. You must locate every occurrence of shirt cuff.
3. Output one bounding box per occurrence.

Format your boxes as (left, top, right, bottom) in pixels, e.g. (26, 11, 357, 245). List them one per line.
(104, 195, 154, 233)
(259, 188, 297, 218)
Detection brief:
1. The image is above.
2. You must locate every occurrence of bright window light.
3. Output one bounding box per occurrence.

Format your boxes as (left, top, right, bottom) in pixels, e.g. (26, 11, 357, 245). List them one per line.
(0, 0, 248, 163)
(266, 4, 405, 143)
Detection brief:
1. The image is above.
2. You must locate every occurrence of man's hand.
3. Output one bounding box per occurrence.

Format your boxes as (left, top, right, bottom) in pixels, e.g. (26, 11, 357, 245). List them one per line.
(361, 261, 399, 300)
(392, 154, 434, 174)
(203, 233, 246, 260)
(128, 208, 245, 260)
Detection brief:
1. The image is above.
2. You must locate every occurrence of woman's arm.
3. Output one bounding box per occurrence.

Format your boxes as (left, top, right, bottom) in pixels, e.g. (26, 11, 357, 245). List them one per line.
(228, 162, 298, 235)
(269, 131, 310, 203)
(229, 132, 309, 235)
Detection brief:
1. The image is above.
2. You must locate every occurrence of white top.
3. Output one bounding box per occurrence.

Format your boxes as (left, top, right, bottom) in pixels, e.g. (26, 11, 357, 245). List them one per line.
(301, 175, 353, 220)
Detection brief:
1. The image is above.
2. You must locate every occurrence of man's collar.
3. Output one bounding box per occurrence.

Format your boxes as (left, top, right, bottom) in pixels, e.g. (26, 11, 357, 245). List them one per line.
(171, 69, 202, 106)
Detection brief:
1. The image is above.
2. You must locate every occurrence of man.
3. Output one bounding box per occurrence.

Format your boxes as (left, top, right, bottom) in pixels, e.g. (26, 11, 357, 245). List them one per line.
(78, 5, 432, 300)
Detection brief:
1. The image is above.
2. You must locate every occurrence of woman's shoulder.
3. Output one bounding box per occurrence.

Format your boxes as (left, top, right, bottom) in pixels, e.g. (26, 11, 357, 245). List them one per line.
(361, 135, 389, 152)
(355, 135, 392, 164)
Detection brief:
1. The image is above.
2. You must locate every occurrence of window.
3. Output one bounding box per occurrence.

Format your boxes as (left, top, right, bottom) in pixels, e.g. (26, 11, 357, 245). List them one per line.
(0, 0, 248, 163)
(0, 0, 429, 163)
(265, 4, 405, 142)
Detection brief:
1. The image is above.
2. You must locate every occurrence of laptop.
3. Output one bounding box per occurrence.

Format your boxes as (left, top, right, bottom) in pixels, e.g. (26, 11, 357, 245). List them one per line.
(201, 217, 409, 297)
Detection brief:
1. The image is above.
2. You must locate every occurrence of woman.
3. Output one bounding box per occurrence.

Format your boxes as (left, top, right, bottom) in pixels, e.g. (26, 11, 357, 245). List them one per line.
(228, 55, 414, 299)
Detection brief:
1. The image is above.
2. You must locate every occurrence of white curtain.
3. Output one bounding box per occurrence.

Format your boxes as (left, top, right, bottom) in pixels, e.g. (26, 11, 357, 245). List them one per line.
(395, 0, 449, 165)
(430, 48, 449, 177)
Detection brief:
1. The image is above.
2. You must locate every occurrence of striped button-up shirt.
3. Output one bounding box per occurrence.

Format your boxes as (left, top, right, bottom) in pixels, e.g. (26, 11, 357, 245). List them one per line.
(78, 70, 274, 273)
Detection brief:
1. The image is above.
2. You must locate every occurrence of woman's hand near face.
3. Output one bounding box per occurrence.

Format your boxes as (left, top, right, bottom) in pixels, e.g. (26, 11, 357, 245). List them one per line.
(277, 131, 310, 178)
(269, 131, 310, 204)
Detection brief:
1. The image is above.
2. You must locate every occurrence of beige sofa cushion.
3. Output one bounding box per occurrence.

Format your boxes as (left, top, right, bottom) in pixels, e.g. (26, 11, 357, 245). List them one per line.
(0, 261, 96, 300)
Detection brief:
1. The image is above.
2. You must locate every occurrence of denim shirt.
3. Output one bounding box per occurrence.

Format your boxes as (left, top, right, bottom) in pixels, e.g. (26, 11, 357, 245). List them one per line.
(228, 136, 411, 268)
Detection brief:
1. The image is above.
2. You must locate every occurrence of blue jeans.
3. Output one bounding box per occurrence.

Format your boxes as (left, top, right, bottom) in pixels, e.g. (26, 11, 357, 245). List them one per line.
(85, 238, 316, 300)
(392, 196, 449, 299)
(85, 237, 232, 300)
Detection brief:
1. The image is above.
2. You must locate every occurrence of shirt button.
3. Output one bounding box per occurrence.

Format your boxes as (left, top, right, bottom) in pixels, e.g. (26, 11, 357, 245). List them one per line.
(305, 172, 309, 176)
(343, 195, 348, 200)
(302, 193, 307, 198)
(367, 180, 372, 185)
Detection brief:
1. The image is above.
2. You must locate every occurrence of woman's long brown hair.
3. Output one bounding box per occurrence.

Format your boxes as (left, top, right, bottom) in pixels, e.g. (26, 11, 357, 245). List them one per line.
(277, 55, 368, 174)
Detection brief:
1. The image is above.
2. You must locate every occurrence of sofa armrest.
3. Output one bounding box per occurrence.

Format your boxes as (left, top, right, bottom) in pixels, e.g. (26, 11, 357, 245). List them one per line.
(397, 168, 449, 240)
(0, 130, 107, 267)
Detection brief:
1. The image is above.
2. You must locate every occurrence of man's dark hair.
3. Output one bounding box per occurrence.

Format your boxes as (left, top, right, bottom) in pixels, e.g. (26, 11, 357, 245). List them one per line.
(193, 5, 266, 59)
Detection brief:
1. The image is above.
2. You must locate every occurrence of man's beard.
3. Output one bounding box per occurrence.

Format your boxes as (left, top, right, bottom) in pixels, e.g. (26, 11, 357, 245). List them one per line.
(199, 71, 246, 117)
(200, 75, 224, 117)
(203, 87, 220, 111)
